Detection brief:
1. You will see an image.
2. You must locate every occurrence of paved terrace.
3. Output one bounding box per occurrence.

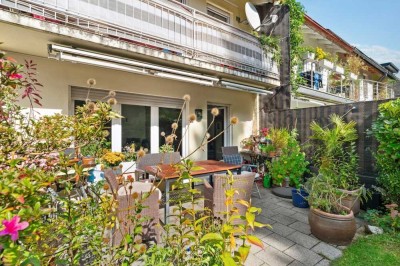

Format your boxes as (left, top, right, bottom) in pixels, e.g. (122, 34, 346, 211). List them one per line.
(246, 187, 366, 266)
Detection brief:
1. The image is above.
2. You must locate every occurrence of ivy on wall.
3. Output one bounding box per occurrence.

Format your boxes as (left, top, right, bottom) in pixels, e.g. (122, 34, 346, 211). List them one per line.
(282, 0, 306, 93)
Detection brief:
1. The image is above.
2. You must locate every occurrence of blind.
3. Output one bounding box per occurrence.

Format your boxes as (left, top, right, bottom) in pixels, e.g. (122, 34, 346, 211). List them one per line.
(71, 87, 184, 109)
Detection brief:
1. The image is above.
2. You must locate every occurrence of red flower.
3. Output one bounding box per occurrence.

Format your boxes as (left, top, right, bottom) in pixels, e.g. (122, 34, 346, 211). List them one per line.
(9, 73, 23, 80)
(0, 216, 29, 241)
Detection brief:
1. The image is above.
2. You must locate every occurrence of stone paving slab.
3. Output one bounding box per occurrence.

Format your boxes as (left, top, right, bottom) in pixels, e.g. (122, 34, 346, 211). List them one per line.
(312, 242, 343, 260)
(264, 233, 295, 251)
(284, 244, 323, 265)
(286, 231, 320, 249)
(245, 253, 265, 266)
(256, 245, 295, 266)
(267, 222, 297, 237)
(270, 213, 298, 225)
(288, 221, 311, 235)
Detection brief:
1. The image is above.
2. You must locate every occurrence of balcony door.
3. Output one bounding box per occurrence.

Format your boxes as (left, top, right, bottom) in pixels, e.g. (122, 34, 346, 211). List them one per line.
(207, 104, 231, 161)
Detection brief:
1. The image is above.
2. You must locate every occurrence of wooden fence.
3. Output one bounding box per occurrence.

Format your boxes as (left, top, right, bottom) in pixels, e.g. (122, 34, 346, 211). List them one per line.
(260, 100, 390, 178)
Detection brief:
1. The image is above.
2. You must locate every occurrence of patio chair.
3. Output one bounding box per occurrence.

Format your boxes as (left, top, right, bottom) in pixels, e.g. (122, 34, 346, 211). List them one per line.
(113, 182, 161, 245)
(221, 146, 261, 198)
(135, 152, 181, 181)
(204, 172, 255, 223)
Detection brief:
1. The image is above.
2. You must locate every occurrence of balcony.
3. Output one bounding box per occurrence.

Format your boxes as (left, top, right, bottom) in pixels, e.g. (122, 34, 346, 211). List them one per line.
(0, 0, 280, 83)
(298, 70, 395, 103)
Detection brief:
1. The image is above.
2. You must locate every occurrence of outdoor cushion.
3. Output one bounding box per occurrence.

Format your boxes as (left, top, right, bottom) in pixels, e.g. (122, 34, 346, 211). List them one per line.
(223, 154, 243, 165)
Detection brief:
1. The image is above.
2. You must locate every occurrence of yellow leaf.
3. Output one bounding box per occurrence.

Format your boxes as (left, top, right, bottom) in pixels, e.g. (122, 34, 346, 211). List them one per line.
(246, 235, 264, 249)
(238, 245, 250, 263)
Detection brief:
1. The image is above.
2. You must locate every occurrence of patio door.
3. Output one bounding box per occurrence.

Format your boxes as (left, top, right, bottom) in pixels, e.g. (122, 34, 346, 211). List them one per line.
(71, 87, 186, 155)
(207, 104, 230, 161)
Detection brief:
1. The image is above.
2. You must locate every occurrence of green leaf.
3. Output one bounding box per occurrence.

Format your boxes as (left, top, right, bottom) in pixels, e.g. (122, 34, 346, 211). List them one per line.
(238, 245, 250, 263)
(220, 252, 237, 266)
(200, 233, 224, 243)
(21, 257, 40, 266)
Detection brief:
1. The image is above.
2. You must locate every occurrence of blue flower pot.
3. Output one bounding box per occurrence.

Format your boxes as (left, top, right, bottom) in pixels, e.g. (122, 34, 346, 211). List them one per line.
(292, 188, 309, 208)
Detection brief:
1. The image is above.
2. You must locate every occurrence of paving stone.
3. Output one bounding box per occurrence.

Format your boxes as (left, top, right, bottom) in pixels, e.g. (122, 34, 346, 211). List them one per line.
(284, 244, 323, 265)
(259, 207, 279, 217)
(315, 259, 331, 266)
(337, 245, 347, 250)
(288, 221, 311, 235)
(245, 253, 265, 266)
(263, 233, 295, 251)
(312, 242, 343, 260)
(254, 227, 274, 240)
(293, 207, 310, 215)
(286, 231, 320, 249)
(257, 213, 277, 225)
(249, 242, 265, 254)
(276, 200, 295, 209)
(267, 222, 297, 237)
(288, 260, 305, 266)
(270, 214, 298, 225)
(291, 212, 309, 224)
(256, 245, 295, 266)
(273, 206, 297, 216)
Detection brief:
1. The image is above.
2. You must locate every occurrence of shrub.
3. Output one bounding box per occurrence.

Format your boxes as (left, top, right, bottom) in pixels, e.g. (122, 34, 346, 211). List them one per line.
(371, 98, 400, 205)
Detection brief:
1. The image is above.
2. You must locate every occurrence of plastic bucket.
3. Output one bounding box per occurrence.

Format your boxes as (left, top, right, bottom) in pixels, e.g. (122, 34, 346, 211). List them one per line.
(292, 188, 309, 208)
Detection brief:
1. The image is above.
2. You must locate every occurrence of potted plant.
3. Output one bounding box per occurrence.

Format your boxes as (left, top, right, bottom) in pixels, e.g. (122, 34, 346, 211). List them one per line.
(240, 136, 255, 151)
(303, 47, 316, 61)
(306, 173, 356, 245)
(101, 151, 125, 175)
(269, 127, 290, 155)
(267, 130, 309, 193)
(310, 114, 368, 215)
(121, 143, 137, 174)
(316, 47, 334, 70)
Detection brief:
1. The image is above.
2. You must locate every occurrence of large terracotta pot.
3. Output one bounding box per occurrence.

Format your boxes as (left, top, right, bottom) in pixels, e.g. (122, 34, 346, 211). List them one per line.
(338, 188, 361, 215)
(309, 207, 356, 245)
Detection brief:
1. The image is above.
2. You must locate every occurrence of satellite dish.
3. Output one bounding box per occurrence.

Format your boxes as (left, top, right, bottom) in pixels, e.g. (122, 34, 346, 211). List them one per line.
(245, 2, 261, 31)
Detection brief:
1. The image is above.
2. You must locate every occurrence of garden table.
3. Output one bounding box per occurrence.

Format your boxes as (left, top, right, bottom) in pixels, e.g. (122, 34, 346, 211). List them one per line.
(145, 160, 242, 223)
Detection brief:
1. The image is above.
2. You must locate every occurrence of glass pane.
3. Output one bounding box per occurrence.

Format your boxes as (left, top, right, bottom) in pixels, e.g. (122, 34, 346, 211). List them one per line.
(159, 107, 182, 154)
(122, 104, 151, 151)
(207, 106, 225, 161)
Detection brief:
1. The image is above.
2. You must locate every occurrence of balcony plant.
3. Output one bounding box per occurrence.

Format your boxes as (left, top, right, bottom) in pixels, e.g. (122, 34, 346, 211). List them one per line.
(310, 114, 367, 215)
(254, 32, 282, 65)
(306, 173, 356, 245)
(240, 136, 255, 151)
(302, 46, 316, 60)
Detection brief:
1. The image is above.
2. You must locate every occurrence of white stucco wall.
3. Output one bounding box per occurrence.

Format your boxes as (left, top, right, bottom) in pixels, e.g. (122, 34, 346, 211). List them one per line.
(7, 52, 257, 160)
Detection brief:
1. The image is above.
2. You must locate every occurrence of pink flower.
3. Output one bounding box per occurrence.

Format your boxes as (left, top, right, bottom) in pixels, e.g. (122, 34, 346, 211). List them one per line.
(9, 73, 23, 80)
(0, 216, 29, 241)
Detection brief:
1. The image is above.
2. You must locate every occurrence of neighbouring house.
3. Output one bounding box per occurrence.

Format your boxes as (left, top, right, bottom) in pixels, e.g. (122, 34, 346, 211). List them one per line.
(0, 0, 281, 160)
(295, 14, 399, 108)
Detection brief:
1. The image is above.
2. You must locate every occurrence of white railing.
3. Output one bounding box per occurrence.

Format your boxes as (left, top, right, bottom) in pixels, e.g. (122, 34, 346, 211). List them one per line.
(0, 0, 279, 78)
(299, 70, 395, 102)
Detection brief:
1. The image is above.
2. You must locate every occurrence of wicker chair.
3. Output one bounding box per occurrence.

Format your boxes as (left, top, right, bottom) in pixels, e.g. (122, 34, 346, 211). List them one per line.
(221, 146, 261, 198)
(112, 181, 161, 245)
(204, 172, 255, 223)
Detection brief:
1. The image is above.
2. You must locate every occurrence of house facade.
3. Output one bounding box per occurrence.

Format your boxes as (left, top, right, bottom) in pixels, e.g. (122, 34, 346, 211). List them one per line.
(1, 0, 398, 159)
(0, 0, 282, 160)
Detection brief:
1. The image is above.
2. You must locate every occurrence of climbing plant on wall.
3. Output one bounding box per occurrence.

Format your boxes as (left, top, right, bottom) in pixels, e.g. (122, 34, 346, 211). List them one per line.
(282, 0, 306, 94)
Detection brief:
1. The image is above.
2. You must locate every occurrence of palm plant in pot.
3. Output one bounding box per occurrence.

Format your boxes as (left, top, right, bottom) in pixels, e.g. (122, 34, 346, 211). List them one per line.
(306, 173, 356, 245)
(310, 114, 367, 215)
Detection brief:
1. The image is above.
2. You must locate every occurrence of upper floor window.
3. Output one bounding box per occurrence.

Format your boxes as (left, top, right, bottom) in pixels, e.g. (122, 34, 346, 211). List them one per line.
(207, 4, 230, 24)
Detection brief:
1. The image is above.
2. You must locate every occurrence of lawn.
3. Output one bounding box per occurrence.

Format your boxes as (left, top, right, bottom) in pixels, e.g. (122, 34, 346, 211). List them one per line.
(332, 233, 400, 266)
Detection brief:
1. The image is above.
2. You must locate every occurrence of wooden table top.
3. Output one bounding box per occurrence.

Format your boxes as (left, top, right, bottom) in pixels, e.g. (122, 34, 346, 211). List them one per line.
(144, 160, 242, 179)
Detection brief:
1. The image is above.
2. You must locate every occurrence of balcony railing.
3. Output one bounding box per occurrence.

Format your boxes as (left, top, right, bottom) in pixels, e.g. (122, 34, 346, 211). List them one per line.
(300, 70, 395, 102)
(0, 0, 279, 78)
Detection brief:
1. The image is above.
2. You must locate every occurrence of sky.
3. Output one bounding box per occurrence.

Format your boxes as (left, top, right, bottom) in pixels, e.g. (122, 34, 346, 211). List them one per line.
(298, 0, 400, 75)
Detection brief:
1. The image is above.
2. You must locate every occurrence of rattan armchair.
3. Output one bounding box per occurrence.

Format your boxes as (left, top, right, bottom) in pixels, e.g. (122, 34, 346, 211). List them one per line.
(204, 172, 255, 222)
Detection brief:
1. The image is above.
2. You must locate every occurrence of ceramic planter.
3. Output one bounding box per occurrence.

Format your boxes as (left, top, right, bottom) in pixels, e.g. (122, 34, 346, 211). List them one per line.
(309, 207, 356, 245)
(292, 188, 309, 208)
(338, 188, 361, 215)
(318, 59, 334, 70)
